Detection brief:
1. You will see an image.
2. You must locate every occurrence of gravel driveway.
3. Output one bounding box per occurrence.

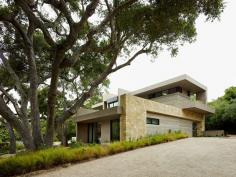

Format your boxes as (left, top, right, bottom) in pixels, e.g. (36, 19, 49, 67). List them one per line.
(34, 137, 236, 177)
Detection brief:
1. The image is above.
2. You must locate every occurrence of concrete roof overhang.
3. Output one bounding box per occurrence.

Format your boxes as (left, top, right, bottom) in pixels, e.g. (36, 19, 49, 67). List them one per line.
(182, 105, 215, 114)
(131, 74, 207, 96)
(75, 106, 122, 123)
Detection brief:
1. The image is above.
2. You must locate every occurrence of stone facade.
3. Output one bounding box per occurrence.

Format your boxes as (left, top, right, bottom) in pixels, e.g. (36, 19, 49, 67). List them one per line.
(120, 94, 205, 141)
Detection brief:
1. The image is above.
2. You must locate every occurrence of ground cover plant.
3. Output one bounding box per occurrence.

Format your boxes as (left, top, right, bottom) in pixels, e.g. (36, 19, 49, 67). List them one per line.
(0, 132, 187, 177)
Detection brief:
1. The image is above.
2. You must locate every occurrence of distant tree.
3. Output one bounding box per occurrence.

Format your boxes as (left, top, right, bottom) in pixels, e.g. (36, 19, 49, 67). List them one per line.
(206, 87, 236, 134)
(0, 0, 224, 150)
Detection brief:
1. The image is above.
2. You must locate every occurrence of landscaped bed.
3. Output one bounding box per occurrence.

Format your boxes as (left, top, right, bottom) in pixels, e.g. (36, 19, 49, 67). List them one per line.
(0, 132, 187, 177)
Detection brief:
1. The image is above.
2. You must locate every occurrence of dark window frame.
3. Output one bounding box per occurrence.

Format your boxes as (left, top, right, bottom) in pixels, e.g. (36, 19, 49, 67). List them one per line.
(110, 119, 120, 141)
(146, 117, 160, 125)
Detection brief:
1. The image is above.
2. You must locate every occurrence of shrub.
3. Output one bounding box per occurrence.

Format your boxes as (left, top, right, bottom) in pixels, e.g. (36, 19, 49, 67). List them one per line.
(0, 132, 187, 177)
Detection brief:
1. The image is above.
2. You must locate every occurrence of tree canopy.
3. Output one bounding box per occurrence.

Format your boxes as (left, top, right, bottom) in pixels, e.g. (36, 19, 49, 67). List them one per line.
(0, 0, 224, 150)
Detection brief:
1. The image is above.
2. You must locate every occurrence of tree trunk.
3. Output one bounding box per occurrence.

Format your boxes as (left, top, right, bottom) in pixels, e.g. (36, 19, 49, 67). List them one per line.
(24, 27, 44, 149)
(14, 122, 36, 151)
(45, 51, 65, 147)
(62, 122, 68, 146)
(8, 118, 35, 151)
(5, 122, 16, 154)
(0, 96, 36, 150)
(55, 120, 68, 146)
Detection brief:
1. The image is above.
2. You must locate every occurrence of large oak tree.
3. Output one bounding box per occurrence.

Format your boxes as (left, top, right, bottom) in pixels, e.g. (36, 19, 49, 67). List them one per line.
(0, 0, 224, 150)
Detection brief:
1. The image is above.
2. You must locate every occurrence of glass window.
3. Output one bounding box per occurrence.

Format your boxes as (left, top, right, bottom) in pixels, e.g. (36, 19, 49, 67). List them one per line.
(168, 88, 176, 94)
(110, 119, 120, 141)
(148, 93, 156, 99)
(162, 90, 168, 96)
(146, 118, 152, 124)
(108, 101, 118, 108)
(113, 101, 119, 107)
(176, 87, 182, 93)
(146, 117, 159, 125)
(156, 91, 162, 97)
(152, 119, 159, 125)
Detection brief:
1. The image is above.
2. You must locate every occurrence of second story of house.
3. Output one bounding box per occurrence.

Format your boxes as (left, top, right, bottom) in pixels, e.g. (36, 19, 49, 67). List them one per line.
(92, 74, 214, 114)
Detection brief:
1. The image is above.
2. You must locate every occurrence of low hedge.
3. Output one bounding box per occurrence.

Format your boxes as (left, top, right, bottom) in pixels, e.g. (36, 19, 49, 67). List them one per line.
(0, 132, 187, 177)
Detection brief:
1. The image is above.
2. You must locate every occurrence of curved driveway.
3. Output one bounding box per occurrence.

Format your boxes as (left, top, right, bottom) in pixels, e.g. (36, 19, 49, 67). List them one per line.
(35, 137, 236, 177)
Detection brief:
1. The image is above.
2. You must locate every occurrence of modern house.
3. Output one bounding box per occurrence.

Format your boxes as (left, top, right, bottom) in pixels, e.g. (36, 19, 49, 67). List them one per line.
(75, 75, 214, 143)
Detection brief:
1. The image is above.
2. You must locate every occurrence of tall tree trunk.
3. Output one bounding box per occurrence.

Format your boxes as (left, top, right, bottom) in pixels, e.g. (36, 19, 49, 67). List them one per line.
(8, 119, 35, 151)
(61, 79, 68, 147)
(5, 122, 16, 154)
(28, 49, 43, 148)
(55, 120, 68, 146)
(20, 131, 35, 150)
(26, 23, 43, 149)
(62, 122, 68, 146)
(45, 52, 64, 147)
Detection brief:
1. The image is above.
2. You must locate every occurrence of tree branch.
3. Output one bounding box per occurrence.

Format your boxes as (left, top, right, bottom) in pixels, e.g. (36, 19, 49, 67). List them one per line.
(87, 0, 137, 37)
(15, 0, 56, 46)
(44, 0, 74, 27)
(111, 48, 150, 73)
(58, 46, 120, 123)
(0, 86, 23, 117)
(59, 0, 100, 51)
(0, 47, 28, 103)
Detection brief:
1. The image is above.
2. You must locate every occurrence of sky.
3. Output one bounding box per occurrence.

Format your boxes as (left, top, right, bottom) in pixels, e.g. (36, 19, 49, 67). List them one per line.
(107, 0, 236, 102)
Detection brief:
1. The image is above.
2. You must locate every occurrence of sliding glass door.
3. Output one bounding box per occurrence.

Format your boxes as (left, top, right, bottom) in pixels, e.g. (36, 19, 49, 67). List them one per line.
(88, 123, 94, 143)
(88, 123, 101, 143)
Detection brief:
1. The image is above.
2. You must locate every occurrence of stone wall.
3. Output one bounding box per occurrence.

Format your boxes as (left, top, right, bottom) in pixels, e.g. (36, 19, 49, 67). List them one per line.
(120, 94, 205, 141)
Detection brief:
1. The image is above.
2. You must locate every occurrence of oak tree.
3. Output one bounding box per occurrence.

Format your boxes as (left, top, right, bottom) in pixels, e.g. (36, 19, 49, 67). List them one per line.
(0, 0, 224, 150)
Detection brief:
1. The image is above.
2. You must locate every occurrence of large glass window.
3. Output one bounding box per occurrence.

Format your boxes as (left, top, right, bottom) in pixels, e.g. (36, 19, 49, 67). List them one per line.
(147, 87, 183, 99)
(88, 123, 101, 143)
(88, 123, 95, 143)
(108, 101, 118, 108)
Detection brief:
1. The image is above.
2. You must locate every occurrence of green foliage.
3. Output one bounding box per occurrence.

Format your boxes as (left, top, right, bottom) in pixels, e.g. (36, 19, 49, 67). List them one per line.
(116, 0, 224, 56)
(206, 87, 236, 133)
(0, 0, 224, 150)
(0, 123, 8, 143)
(0, 142, 25, 155)
(66, 120, 76, 140)
(38, 87, 66, 119)
(0, 132, 187, 177)
(84, 89, 103, 109)
(223, 87, 236, 102)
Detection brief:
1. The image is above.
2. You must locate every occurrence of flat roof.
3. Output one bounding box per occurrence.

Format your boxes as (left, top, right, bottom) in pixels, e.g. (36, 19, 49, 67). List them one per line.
(131, 74, 207, 96)
(75, 106, 122, 123)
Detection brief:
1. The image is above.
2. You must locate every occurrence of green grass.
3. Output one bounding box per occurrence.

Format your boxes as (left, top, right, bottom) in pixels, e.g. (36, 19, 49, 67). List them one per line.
(0, 132, 187, 177)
